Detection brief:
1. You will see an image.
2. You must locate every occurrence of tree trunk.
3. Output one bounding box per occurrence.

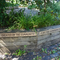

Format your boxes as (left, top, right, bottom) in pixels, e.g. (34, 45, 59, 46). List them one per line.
(44, 0, 46, 9)
(44, 0, 46, 15)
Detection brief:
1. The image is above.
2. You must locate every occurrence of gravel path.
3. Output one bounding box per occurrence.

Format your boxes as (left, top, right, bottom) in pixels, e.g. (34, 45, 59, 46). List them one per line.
(6, 7, 40, 16)
(0, 42, 60, 60)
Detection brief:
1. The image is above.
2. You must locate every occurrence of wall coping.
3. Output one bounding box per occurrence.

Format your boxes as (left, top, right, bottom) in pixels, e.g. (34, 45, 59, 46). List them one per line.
(0, 25, 60, 37)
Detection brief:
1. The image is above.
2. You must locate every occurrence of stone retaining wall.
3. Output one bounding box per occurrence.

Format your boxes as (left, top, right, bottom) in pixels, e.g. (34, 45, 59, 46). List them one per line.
(0, 25, 60, 54)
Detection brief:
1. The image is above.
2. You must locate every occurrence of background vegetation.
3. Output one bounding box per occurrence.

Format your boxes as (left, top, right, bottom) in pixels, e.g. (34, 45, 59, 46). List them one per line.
(0, 0, 60, 30)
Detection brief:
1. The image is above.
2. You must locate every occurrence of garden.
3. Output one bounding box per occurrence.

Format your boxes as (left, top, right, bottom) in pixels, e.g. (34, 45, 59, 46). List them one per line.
(0, 0, 60, 30)
(0, 0, 60, 60)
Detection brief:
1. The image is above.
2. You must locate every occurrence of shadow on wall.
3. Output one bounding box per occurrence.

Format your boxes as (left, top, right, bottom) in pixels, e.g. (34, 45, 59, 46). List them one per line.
(0, 37, 24, 54)
(0, 36, 37, 54)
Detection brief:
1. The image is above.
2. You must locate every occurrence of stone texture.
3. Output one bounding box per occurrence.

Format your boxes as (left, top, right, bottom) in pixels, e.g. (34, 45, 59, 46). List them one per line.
(0, 25, 60, 53)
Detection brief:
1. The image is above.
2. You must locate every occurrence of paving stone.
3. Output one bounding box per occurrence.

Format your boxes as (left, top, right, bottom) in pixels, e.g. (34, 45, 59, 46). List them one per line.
(50, 53, 59, 58)
(27, 52, 33, 56)
(41, 53, 47, 56)
(23, 56, 33, 60)
(0, 54, 6, 59)
(57, 51, 60, 55)
(32, 55, 37, 58)
(42, 56, 51, 60)
(49, 45, 57, 50)
(0, 42, 60, 60)
(47, 47, 51, 51)
(18, 57, 23, 60)
(12, 58, 19, 60)
(18, 58, 23, 60)
(51, 58, 55, 60)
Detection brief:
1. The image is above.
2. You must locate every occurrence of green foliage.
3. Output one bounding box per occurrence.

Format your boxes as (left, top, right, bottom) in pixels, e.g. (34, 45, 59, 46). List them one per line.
(51, 50, 56, 54)
(24, 45, 27, 48)
(49, 51, 52, 54)
(41, 48, 47, 53)
(0, 1, 60, 30)
(35, 0, 43, 10)
(15, 49, 26, 56)
(35, 56, 42, 60)
(45, 48, 47, 54)
(0, 0, 6, 8)
(2, 10, 60, 30)
(59, 44, 60, 47)
(41, 48, 44, 52)
(5, 2, 19, 7)
(51, 2, 60, 13)
(12, 45, 27, 56)
(28, 1, 37, 9)
(0, 0, 6, 27)
(55, 57, 58, 60)
(57, 47, 59, 51)
(46, 1, 60, 15)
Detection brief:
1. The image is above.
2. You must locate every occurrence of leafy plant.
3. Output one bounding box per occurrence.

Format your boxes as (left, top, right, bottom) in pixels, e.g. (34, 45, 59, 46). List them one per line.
(15, 49, 26, 56)
(39, 56, 42, 59)
(45, 48, 47, 54)
(35, 56, 42, 60)
(51, 50, 56, 54)
(59, 44, 60, 47)
(24, 45, 27, 54)
(28, 1, 37, 9)
(49, 51, 52, 54)
(13, 45, 27, 56)
(33, 58, 35, 60)
(57, 47, 59, 51)
(55, 57, 58, 60)
(41, 48, 47, 54)
(41, 48, 44, 52)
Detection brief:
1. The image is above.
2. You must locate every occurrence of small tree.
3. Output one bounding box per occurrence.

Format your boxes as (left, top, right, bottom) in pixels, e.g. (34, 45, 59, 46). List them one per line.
(35, 0, 53, 14)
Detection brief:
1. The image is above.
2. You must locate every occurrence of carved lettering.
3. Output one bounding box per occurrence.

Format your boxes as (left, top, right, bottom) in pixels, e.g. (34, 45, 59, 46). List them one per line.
(0, 32, 36, 37)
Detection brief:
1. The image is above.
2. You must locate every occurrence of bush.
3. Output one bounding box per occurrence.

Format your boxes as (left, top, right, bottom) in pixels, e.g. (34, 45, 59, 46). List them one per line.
(50, 2, 60, 14)
(0, 7, 60, 30)
(0, 0, 6, 27)
(5, 2, 19, 7)
(28, 1, 37, 9)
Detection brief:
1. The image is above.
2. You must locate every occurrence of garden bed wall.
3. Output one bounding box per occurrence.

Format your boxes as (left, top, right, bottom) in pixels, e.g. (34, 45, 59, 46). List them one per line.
(0, 25, 60, 54)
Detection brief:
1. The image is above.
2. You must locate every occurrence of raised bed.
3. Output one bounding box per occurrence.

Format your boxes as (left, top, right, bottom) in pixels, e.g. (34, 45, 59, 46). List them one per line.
(0, 25, 60, 54)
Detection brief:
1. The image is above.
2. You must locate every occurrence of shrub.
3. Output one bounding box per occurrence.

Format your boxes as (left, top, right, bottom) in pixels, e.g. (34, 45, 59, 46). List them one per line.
(28, 1, 37, 9)
(0, 0, 6, 27)
(0, 7, 60, 30)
